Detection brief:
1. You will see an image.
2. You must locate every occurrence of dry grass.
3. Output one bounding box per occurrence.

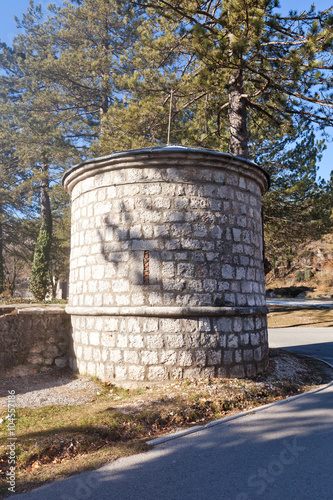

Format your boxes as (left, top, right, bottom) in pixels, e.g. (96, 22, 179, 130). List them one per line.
(1, 349, 332, 498)
(267, 306, 333, 328)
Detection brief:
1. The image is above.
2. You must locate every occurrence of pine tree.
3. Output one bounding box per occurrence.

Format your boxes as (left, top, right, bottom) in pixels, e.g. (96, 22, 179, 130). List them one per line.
(0, 2, 81, 299)
(24, 0, 144, 152)
(0, 75, 36, 295)
(0, 0, 145, 299)
(259, 123, 333, 269)
(99, 11, 205, 152)
(137, 0, 333, 158)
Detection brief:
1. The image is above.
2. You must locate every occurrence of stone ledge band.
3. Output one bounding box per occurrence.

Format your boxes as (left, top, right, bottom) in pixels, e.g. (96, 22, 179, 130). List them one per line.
(62, 148, 270, 196)
(66, 305, 269, 317)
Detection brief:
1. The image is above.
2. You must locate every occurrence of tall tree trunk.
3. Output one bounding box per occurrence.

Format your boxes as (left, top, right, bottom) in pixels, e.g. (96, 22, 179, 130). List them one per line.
(100, 59, 109, 139)
(40, 162, 52, 295)
(100, 95, 109, 139)
(100, 25, 110, 139)
(228, 71, 249, 158)
(0, 209, 4, 294)
(41, 162, 52, 236)
(8, 262, 16, 298)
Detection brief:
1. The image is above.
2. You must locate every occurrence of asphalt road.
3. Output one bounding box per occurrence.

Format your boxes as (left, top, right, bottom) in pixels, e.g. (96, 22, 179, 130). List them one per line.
(266, 299, 333, 308)
(268, 327, 333, 367)
(14, 327, 333, 500)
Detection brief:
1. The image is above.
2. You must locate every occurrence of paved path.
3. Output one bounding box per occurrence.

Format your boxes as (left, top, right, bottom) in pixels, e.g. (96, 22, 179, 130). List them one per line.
(268, 327, 333, 366)
(15, 327, 333, 500)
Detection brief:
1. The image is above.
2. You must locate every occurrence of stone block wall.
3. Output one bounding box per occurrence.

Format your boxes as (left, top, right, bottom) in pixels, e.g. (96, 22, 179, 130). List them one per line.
(0, 308, 71, 378)
(65, 151, 267, 309)
(70, 311, 268, 387)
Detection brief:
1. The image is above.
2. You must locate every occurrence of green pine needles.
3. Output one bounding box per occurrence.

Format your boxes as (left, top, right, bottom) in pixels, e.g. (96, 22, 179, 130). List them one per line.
(29, 227, 51, 301)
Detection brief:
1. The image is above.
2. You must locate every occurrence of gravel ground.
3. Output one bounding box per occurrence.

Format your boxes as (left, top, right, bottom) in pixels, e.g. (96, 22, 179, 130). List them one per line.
(0, 369, 100, 409)
(0, 351, 332, 410)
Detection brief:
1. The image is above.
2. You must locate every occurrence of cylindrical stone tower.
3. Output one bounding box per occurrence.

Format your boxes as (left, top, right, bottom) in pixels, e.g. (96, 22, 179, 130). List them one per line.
(63, 146, 270, 387)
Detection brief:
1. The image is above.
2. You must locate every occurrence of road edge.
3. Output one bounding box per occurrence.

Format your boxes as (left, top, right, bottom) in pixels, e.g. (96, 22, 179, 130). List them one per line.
(148, 356, 333, 446)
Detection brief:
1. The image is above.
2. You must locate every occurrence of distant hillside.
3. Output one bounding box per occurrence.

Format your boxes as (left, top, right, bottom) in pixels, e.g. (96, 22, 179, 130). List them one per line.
(265, 234, 333, 298)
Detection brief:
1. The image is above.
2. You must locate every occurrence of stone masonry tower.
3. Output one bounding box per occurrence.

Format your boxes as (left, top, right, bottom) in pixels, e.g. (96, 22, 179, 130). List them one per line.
(63, 146, 270, 387)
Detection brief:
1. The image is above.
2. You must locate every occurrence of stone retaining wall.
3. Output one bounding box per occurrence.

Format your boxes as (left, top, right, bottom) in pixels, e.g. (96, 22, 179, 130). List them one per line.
(0, 308, 71, 378)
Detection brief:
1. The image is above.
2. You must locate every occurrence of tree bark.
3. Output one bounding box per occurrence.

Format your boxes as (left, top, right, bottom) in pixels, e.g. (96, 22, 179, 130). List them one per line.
(228, 71, 249, 158)
(100, 94, 109, 139)
(40, 162, 52, 236)
(40, 162, 52, 295)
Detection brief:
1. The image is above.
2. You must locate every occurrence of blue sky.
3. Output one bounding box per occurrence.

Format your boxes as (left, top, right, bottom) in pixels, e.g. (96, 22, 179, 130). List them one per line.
(1, 0, 332, 180)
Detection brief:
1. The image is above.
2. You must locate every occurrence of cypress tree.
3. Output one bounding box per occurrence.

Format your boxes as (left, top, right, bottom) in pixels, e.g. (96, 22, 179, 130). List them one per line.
(29, 223, 51, 301)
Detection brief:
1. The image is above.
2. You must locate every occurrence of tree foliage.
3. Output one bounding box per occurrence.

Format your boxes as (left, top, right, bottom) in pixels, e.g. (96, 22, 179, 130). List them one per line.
(0, 1, 83, 298)
(0, 93, 37, 295)
(0, 0, 333, 297)
(137, 0, 333, 158)
(261, 126, 333, 269)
